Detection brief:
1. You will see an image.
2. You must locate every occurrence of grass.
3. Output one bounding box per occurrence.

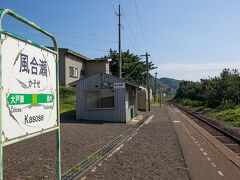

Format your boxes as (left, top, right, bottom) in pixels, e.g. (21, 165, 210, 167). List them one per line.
(65, 165, 85, 177)
(60, 87, 76, 120)
(60, 86, 76, 113)
(207, 108, 240, 127)
(87, 154, 101, 161)
(60, 95, 76, 113)
(177, 98, 240, 127)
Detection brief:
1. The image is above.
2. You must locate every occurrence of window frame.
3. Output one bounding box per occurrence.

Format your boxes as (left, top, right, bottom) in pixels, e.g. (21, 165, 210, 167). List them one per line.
(69, 66, 78, 78)
(85, 89, 116, 110)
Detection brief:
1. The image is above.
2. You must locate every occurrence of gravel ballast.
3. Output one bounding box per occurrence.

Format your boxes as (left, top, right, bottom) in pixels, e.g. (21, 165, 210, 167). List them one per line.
(3, 114, 131, 179)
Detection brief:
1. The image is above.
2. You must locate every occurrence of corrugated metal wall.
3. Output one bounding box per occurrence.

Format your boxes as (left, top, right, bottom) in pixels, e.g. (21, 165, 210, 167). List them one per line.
(76, 73, 127, 122)
(125, 85, 137, 121)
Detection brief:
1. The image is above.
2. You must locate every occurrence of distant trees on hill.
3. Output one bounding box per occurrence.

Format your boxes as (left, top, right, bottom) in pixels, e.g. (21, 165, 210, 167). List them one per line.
(175, 69, 240, 107)
(107, 49, 156, 85)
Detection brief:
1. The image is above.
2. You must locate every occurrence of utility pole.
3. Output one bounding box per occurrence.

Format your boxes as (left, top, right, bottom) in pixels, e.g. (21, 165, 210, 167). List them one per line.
(160, 88, 162, 107)
(141, 53, 151, 111)
(117, 4, 122, 78)
(154, 72, 158, 103)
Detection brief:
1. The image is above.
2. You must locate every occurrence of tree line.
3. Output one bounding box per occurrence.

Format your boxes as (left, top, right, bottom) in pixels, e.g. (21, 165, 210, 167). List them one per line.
(175, 69, 240, 107)
(106, 49, 156, 86)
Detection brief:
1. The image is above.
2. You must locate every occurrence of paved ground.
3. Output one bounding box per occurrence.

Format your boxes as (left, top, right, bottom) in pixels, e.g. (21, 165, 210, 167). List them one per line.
(3, 112, 131, 179)
(169, 105, 240, 180)
(84, 106, 190, 180)
(4, 106, 239, 179)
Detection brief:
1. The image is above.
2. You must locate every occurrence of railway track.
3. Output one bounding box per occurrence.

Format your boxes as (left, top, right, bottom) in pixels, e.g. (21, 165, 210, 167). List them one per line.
(62, 115, 149, 180)
(172, 103, 240, 157)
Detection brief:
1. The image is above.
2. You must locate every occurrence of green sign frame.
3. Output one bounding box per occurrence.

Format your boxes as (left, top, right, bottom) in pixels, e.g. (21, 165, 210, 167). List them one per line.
(0, 9, 61, 179)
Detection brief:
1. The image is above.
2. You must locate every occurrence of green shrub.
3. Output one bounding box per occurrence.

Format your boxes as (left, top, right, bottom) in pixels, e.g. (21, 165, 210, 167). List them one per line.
(60, 86, 76, 113)
(208, 108, 240, 127)
(60, 86, 76, 98)
(177, 98, 204, 107)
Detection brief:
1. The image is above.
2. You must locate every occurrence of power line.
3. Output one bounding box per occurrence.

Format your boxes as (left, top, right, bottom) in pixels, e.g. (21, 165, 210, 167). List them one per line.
(3, 23, 109, 52)
(121, 7, 143, 53)
(109, 0, 117, 12)
(134, 0, 148, 52)
(3, 22, 117, 44)
(55, 32, 117, 44)
(108, 1, 142, 54)
(123, 25, 138, 53)
(123, 61, 144, 78)
(58, 40, 109, 52)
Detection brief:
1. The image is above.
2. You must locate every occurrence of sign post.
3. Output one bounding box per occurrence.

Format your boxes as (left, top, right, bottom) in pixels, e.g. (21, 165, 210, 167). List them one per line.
(0, 9, 61, 179)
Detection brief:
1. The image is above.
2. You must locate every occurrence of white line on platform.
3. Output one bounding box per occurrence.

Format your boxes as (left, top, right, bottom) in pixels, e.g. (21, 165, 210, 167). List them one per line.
(207, 157, 211, 161)
(211, 163, 216, 167)
(127, 137, 132, 141)
(98, 162, 102, 166)
(218, 171, 224, 176)
(174, 108, 181, 113)
(145, 115, 154, 124)
(173, 120, 180, 123)
(107, 154, 112, 158)
(91, 167, 97, 172)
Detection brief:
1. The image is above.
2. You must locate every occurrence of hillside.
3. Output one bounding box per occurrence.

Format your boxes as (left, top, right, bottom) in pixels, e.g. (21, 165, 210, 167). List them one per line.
(150, 76, 180, 94)
(159, 77, 181, 92)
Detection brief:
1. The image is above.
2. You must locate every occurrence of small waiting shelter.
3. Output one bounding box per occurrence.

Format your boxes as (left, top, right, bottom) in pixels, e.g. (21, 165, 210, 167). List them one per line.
(137, 86, 147, 111)
(75, 73, 138, 122)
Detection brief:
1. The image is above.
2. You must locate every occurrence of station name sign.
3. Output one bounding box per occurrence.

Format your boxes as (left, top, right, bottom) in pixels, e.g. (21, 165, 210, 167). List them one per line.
(113, 83, 125, 89)
(1, 34, 57, 142)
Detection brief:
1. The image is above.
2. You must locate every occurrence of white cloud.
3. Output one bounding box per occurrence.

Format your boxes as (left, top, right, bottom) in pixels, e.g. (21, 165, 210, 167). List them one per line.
(152, 62, 240, 81)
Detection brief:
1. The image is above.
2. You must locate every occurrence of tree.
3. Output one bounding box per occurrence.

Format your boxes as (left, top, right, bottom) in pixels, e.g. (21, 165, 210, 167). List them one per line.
(175, 68, 240, 107)
(107, 49, 156, 86)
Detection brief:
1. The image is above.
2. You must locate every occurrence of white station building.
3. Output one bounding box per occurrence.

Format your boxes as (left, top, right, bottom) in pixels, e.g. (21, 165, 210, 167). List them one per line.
(74, 73, 138, 122)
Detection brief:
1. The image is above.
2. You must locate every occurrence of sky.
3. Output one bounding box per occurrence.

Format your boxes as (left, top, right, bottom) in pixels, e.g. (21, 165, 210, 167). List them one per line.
(1, 0, 240, 81)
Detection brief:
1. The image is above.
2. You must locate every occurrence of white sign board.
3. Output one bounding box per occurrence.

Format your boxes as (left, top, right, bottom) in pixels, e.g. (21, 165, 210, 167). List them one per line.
(1, 35, 57, 142)
(113, 83, 125, 89)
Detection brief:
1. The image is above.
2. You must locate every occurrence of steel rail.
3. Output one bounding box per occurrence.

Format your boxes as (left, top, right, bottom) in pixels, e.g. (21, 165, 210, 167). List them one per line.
(62, 115, 148, 180)
(172, 103, 240, 145)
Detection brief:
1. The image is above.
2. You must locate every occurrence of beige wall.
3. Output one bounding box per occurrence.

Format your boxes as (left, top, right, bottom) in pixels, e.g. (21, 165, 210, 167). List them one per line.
(85, 61, 109, 76)
(64, 54, 85, 86)
(58, 49, 110, 86)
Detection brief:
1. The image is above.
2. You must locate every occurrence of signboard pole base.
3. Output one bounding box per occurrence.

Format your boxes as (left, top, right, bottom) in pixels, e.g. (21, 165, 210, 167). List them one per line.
(0, 142, 2, 180)
(56, 128, 61, 179)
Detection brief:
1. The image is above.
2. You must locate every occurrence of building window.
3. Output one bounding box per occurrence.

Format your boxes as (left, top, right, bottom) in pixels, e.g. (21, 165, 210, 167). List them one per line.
(86, 89, 115, 109)
(69, 67, 78, 78)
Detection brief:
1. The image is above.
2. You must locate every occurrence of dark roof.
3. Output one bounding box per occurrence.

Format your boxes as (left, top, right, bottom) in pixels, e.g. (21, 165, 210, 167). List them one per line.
(58, 48, 90, 60)
(69, 72, 139, 88)
(48, 47, 110, 63)
(87, 58, 111, 62)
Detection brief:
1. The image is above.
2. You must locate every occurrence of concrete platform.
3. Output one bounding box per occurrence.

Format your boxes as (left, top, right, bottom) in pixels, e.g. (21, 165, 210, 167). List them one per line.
(169, 105, 240, 180)
(84, 106, 190, 180)
(126, 114, 143, 125)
